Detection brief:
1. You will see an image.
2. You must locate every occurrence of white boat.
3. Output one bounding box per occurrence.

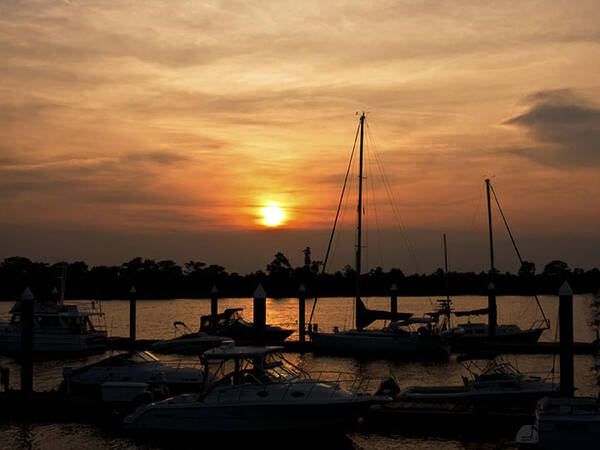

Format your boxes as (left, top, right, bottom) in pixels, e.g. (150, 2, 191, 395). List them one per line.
(397, 353, 559, 411)
(124, 344, 384, 433)
(0, 294, 107, 354)
(150, 321, 230, 354)
(62, 350, 205, 398)
(516, 396, 600, 449)
(309, 113, 449, 360)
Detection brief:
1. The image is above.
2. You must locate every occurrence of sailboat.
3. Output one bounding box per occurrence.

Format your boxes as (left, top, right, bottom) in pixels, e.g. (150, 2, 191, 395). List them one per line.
(434, 179, 549, 348)
(309, 113, 450, 360)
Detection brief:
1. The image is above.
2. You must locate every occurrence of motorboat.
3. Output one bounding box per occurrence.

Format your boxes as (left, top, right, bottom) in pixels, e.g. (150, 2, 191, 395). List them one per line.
(62, 350, 204, 398)
(199, 308, 293, 344)
(516, 396, 600, 449)
(151, 321, 230, 354)
(308, 113, 449, 360)
(396, 353, 559, 412)
(439, 321, 545, 345)
(124, 344, 385, 433)
(0, 291, 107, 354)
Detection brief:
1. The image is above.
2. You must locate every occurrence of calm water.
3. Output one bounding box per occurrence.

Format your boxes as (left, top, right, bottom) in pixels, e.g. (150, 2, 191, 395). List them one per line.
(0, 295, 597, 449)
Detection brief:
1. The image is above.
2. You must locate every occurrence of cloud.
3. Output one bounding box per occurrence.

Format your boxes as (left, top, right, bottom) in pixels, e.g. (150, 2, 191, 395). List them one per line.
(505, 89, 600, 166)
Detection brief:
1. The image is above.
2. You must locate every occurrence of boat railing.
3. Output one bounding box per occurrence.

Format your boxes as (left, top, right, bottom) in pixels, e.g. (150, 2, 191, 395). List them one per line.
(209, 372, 386, 405)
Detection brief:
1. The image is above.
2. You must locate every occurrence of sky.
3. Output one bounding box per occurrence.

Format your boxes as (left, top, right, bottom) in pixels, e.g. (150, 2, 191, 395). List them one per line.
(1, 0, 599, 275)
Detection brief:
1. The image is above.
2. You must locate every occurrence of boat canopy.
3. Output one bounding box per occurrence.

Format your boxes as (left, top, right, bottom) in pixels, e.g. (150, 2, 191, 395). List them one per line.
(454, 308, 489, 317)
(356, 298, 412, 330)
(203, 345, 284, 360)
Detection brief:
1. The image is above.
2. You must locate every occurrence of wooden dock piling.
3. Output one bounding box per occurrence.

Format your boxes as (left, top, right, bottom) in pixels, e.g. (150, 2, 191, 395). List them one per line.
(129, 286, 136, 349)
(390, 283, 398, 315)
(253, 284, 266, 343)
(559, 280, 574, 397)
(20, 287, 34, 396)
(210, 286, 219, 334)
(298, 284, 306, 342)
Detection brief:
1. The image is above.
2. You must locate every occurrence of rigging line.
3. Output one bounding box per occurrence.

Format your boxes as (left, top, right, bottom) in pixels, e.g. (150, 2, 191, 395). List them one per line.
(489, 183, 550, 328)
(308, 122, 361, 325)
(366, 125, 418, 268)
(366, 130, 385, 269)
(367, 124, 421, 274)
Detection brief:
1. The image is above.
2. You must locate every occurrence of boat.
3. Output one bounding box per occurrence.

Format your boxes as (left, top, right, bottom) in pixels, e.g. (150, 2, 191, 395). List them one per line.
(150, 321, 230, 354)
(0, 286, 107, 354)
(61, 350, 205, 398)
(396, 353, 559, 412)
(516, 396, 600, 449)
(198, 308, 293, 344)
(309, 112, 450, 360)
(123, 343, 384, 434)
(430, 180, 549, 348)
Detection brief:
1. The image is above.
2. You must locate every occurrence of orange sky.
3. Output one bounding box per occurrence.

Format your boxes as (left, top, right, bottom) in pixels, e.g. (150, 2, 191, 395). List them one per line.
(1, 1, 599, 273)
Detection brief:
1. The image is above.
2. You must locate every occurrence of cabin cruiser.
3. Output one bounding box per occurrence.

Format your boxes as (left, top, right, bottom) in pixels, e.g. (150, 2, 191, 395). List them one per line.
(0, 291, 107, 353)
(62, 350, 205, 397)
(151, 321, 230, 354)
(516, 396, 600, 449)
(199, 308, 293, 344)
(124, 344, 385, 433)
(440, 321, 545, 344)
(396, 353, 559, 412)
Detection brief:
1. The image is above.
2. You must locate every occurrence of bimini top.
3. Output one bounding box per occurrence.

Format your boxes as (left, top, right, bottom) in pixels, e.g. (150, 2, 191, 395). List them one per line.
(203, 344, 284, 360)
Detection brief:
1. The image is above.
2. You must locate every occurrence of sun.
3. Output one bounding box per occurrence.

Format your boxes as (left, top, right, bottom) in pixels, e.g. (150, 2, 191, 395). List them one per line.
(260, 201, 286, 227)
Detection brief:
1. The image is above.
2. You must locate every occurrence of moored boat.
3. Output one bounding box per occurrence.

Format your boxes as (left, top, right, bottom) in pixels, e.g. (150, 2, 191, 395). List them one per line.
(124, 344, 385, 434)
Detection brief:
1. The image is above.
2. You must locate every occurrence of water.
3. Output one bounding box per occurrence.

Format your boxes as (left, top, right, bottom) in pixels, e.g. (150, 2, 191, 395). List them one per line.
(0, 295, 597, 449)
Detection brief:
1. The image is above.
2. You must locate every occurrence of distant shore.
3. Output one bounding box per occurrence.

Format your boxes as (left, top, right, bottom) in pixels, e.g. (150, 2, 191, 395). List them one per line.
(2, 255, 598, 301)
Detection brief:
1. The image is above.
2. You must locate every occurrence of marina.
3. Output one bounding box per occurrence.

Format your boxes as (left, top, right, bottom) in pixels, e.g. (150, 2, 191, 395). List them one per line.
(1, 289, 598, 448)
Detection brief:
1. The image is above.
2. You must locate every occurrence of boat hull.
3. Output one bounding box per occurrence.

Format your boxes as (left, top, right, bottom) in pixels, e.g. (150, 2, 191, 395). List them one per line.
(310, 331, 450, 360)
(0, 329, 107, 354)
(125, 400, 374, 433)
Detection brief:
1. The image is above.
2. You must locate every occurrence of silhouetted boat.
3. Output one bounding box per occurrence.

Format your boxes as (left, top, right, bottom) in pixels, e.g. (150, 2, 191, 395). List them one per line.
(396, 353, 558, 411)
(0, 285, 107, 354)
(516, 396, 600, 449)
(429, 180, 549, 348)
(124, 344, 383, 433)
(62, 350, 205, 398)
(151, 321, 230, 354)
(309, 113, 449, 360)
(199, 308, 293, 344)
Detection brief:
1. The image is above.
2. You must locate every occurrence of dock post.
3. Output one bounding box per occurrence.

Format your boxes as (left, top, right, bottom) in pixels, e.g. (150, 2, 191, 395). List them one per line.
(298, 284, 306, 342)
(0, 367, 9, 392)
(488, 282, 497, 340)
(390, 283, 398, 315)
(129, 286, 136, 350)
(210, 286, 219, 334)
(20, 287, 34, 397)
(559, 281, 574, 397)
(253, 284, 266, 344)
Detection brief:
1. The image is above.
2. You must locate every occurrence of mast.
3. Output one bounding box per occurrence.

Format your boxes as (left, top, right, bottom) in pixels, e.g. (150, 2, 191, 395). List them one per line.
(443, 233, 450, 329)
(485, 179, 495, 280)
(485, 178, 497, 339)
(355, 112, 365, 330)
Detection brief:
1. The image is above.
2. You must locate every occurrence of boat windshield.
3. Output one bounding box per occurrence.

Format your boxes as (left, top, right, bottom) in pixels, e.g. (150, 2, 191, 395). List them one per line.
(130, 351, 160, 363)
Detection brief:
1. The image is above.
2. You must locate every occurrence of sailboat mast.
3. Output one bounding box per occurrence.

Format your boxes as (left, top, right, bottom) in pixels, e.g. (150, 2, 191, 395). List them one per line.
(485, 179, 495, 281)
(485, 178, 497, 339)
(443, 233, 449, 302)
(355, 112, 365, 329)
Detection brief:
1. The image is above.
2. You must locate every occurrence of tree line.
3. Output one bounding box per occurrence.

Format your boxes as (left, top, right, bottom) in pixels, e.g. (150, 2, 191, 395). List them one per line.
(0, 248, 598, 301)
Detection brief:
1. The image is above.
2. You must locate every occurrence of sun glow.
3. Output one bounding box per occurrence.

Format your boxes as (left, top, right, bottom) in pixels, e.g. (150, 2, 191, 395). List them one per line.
(260, 201, 286, 227)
